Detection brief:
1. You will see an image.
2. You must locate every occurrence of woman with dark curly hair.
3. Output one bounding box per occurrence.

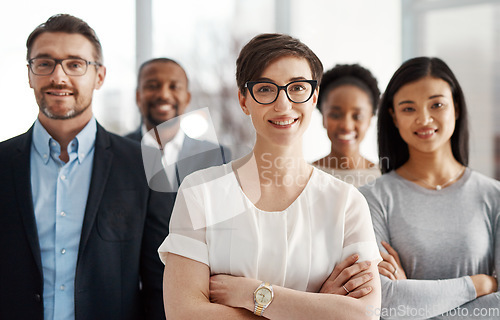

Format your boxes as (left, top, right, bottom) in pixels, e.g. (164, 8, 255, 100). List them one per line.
(313, 64, 381, 187)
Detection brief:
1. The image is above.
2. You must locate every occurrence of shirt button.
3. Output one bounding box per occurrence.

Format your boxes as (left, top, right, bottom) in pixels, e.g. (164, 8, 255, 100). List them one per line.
(60, 211, 66, 217)
(51, 142, 57, 147)
(34, 293, 41, 302)
(61, 249, 66, 254)
(60, 175, 66, 180)
(43, 154, 48, 159)
(60, 285, 65, 291)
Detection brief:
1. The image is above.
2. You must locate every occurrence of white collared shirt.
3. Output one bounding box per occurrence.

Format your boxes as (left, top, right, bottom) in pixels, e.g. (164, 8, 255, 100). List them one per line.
(141, 124, 185, 190)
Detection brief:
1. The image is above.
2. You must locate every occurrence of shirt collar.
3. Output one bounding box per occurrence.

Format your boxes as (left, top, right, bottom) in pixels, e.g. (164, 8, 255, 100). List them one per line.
(32, 119, 53, 164)
(140, 123, 185, 150)
(74, 116, 97, 163)
(32, 116, 97, 164)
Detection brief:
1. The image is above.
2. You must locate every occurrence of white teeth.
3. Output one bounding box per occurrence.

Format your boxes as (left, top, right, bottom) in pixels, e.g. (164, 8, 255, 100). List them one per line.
(158, 105, 173, 111)
(50, 92, 71, 96)
(416, 130, 435, 136)
(337, 132, 356, 140)
(271, 119, 295, 126)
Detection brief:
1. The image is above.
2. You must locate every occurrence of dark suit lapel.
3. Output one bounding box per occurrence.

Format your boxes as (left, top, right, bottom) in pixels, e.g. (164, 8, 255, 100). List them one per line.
(78, 124, 113, 254)
(13, 128, 43, 276)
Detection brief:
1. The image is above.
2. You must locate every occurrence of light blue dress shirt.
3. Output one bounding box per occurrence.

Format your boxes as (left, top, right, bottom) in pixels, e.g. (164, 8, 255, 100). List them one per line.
(31, 118, 96, 320)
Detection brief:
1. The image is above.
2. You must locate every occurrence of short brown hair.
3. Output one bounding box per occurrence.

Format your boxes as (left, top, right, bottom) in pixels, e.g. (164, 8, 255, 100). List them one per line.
(236, 33, 323, 95)
(26, 14, 103, 64)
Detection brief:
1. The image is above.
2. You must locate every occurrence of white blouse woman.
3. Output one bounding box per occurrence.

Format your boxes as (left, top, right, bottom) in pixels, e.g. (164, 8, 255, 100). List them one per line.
(159, 33, 381, 320)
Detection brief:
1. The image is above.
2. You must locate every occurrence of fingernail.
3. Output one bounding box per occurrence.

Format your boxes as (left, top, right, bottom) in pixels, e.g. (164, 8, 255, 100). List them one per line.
(352, 254, 359, 260)
(365, 261, 371, 266)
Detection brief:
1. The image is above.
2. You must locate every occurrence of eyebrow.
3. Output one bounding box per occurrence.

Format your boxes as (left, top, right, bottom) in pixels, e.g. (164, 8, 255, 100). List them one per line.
(256, 76, 308, 83)
(31, 54, 86, 60)
(397, 94, 446, 106)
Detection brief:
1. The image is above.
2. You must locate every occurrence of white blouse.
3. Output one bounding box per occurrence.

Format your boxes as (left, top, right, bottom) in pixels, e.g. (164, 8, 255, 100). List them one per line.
(158, 162, 381, 292)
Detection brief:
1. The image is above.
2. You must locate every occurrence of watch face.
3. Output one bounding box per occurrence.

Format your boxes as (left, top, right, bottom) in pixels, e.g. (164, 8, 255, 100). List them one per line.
(256, 287, 272, 304)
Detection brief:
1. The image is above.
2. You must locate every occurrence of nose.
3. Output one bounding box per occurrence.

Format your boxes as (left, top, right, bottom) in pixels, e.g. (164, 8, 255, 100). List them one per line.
(50, 63, 69, 84)
(273, 89, 292, 112)
(416, 107, 433, 125)
(159, 84, 173, 100)
(339, 116, 355, 131)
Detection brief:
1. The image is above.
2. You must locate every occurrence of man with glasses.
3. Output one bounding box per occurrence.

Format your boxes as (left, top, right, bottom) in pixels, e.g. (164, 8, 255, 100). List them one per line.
(0, 14, 169, 320)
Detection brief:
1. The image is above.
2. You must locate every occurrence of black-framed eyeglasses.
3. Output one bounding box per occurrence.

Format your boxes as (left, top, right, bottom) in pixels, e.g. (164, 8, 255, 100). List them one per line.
(244, 80, 317, 105)
(28, 58, 102, 76)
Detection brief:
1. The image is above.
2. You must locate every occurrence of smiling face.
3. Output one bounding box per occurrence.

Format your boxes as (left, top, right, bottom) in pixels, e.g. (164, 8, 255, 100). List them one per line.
(391, 76, 457, 155)
(321, 85, 373, 157)
(136, 61, 191, 130)
(28, 32, 105, 121)
(238, 56, 318, 148)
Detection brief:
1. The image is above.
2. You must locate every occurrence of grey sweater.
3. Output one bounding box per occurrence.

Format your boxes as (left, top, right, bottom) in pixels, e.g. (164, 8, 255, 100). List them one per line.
(359, 168, 500, 319)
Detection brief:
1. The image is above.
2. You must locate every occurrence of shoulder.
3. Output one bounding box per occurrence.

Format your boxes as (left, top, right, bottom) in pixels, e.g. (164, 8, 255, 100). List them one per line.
(464, 169, 500, 205)
(358, 171, 401, 204)
(123, 126, 142, 142)
(95, 125, 144, 170)
(97, 125, 141, 151)
(308, 168, 367, 207)
(467, 169, 500, 189)
(182, 135, 232, 163)
(0, 129, 32, 162)
(180, 161, 233, 188)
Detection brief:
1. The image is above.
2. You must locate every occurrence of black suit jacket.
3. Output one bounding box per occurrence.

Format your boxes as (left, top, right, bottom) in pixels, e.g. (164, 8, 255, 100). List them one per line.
(0, 123, 170, 320)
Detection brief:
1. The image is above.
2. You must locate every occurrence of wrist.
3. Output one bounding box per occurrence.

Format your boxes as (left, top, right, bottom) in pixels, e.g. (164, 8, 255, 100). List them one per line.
(243, 278, 261, 311)
(253, 282, 274, 316)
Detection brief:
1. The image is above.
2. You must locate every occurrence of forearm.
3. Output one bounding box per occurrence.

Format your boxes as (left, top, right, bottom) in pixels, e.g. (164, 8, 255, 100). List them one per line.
(261, 283, 380, 320)
(433, 292, 500, 320)
(165, 298, 260, 320)
(233, 265, 381, 320)
(379, 275, 477, 319)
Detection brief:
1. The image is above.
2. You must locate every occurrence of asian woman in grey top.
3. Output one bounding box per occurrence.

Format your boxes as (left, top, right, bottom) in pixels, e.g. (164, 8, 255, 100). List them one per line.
(360, 57, 500, 319)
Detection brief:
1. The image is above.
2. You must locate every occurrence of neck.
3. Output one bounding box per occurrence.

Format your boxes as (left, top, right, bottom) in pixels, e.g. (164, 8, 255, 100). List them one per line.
(253, 137, 308, 174)
(399, 145, 464, 187)
(38, 109, 93, 152)
(322, 148, 370, 169)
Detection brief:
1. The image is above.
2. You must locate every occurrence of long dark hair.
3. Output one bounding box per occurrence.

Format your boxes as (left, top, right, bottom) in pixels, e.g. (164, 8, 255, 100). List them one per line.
(378, 57, 469, 173)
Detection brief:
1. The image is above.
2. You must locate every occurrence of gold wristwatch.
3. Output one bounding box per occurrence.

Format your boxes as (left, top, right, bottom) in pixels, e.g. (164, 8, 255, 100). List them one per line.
(253, 282, 274, 316)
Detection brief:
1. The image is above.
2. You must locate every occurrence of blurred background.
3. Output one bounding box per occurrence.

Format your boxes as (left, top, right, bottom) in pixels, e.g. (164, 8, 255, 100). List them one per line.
(1, 0, 499, 179)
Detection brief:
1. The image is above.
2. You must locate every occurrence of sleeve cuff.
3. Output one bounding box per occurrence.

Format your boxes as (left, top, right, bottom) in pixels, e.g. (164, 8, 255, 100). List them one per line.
(158, 233, 209, 266)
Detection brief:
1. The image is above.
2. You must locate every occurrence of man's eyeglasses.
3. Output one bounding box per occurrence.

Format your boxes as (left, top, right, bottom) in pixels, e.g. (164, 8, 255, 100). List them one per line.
(28, 58, 101, 76)
(245, 80, 317, 105)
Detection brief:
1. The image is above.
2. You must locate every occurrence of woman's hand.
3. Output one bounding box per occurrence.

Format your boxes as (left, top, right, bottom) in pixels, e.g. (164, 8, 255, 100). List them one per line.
(319, 254, 374, 298)
(379, 241, 407, 280)
(209, 274, 259, 309)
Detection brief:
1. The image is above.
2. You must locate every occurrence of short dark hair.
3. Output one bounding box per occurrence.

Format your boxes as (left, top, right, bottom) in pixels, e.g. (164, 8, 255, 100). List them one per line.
(236, 33, 323, 95)
(317, 64, 380, 115)
(26, 14, 103, 64)
(378, 57, 469, 173)
(136, 58, 188, 90)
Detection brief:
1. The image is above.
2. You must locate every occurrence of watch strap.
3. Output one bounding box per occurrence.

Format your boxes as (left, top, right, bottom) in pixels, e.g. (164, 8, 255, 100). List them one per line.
(253, 282, 273, 317)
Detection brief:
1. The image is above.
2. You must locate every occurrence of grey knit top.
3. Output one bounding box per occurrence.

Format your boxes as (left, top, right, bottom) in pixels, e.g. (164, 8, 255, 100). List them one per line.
(359, 168, 500, 319)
